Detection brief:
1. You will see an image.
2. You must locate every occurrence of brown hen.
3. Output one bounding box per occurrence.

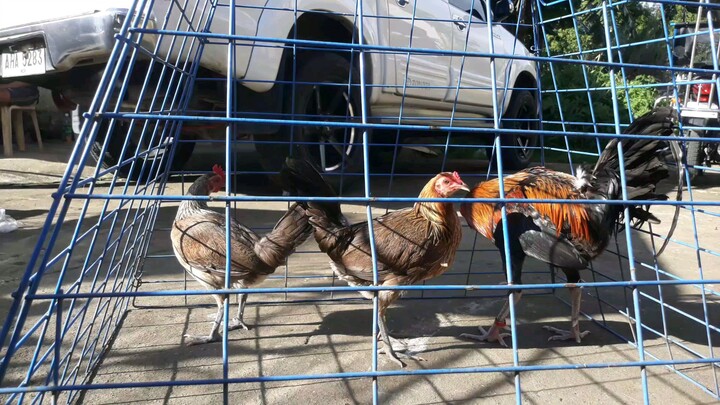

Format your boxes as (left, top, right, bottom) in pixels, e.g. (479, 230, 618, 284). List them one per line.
(281, 158, 469, 367)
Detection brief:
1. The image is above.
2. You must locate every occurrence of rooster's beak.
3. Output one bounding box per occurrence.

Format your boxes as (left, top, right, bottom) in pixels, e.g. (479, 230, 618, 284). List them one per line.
(459, 183, 470, 192)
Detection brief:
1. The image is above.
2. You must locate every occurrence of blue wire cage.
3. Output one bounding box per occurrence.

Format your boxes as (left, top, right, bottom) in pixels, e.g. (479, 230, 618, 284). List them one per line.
(1, 0, 719, 403)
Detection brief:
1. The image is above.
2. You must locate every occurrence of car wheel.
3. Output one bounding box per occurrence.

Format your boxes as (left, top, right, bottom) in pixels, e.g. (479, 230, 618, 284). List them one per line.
(83, 106, 195, 181)
(486, 89, 538, 170)
(255, 52, 368, 191)
(684, 128, 704, 180)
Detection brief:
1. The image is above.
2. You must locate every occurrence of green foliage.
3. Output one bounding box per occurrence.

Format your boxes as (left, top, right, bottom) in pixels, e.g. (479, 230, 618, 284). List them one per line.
(537, 1, 700, 151)
(622, 74, 659, 117)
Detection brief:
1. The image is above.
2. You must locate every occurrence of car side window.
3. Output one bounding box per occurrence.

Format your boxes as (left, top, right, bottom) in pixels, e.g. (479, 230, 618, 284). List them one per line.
(448, 0, 487, 22)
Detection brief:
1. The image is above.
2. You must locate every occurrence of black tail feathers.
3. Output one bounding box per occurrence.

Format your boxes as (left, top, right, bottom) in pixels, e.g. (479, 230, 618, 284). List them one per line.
(590, 107, 682, 256)
(280, 158, 346, 227)
(593, 106, 678, 201)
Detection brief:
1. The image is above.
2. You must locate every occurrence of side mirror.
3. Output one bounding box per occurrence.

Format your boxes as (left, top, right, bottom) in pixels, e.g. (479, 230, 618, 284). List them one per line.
(492, 0, 514, 22)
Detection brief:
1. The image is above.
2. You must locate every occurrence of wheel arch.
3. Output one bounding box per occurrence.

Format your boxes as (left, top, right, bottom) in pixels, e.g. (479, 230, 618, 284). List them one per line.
(512, 71, 540, 111)
(284, 11, 374, 102)
(244, 2, 380, 96)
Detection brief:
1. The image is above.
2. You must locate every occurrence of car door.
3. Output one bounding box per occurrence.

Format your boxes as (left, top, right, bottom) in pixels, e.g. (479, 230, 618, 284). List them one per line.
(446, 0, 508, 110)
(386, 0, 454, 101)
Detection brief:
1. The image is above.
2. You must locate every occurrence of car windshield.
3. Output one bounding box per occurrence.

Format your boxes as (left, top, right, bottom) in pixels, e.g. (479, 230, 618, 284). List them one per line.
(689, 32, 717, 67)
(674, 27, 720, 68)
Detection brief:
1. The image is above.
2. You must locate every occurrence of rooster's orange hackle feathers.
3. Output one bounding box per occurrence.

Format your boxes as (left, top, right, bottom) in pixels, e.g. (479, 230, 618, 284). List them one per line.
(462, 170, 591, 242)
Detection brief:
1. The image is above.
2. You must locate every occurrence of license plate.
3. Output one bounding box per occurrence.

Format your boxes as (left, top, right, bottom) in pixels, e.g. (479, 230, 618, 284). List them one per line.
(1, 48, 46, 78)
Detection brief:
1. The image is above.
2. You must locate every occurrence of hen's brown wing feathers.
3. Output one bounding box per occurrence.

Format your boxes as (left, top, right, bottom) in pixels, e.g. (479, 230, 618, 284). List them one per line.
(172, 203, 311, 282)
(326, 207, 462, 285)
(284, 161, 464, 291)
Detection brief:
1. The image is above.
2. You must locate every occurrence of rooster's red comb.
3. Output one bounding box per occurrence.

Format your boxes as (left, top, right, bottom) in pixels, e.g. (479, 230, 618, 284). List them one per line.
(212, 164, 226, 180)
(451, 171, 463, 183)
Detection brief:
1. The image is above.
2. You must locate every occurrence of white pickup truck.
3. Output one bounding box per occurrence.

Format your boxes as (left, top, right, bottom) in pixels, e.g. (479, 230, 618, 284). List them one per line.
(0, 0, 538, 180)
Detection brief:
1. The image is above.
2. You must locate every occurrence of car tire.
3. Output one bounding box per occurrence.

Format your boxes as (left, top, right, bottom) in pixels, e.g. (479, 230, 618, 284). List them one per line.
(255, 52, 368, 192)
(83, 106, 195, 181)
(486, 89, 538, 170)
(684, 128, 704, 180)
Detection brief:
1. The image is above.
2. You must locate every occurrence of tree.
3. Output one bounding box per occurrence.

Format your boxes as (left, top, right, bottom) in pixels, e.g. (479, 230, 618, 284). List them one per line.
(536, 1, 699, 151)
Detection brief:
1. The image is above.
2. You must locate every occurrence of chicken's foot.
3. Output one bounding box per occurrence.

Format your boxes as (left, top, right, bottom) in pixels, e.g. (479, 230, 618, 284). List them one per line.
(378, 345, 426, 363)
(377, 313, 407, 368)
(543, 287, 589, 343)
(376, 295, 426, 368)
(185, 295, 223, 345)
(460, 291, 521, 348)
(543, 325, 590, 342)
(460, 322, 512, 347)
(377, 334, 427, 363)
(227, 293, 250, 331)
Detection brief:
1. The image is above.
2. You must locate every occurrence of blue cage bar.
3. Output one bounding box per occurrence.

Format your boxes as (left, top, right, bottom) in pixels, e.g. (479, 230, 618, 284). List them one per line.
(1, 0, 719, 404)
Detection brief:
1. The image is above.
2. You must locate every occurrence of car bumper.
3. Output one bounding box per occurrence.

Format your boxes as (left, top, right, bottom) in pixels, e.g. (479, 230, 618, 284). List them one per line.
(0, 9, 155, 78)
(682, 101, 719, 120)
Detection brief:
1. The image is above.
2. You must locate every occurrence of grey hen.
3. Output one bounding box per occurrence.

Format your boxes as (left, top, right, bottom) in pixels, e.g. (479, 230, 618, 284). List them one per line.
(171, 165, 312, 345)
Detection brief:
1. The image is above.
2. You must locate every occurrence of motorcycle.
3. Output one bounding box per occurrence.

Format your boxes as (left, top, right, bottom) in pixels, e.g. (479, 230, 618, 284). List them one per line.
(654, 23, 720, 178)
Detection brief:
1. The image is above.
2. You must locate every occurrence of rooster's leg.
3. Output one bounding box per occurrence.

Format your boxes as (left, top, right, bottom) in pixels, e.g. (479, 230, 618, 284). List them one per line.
(544, 286, 590, 343)
(375, 292, 425, 368)
(377, 311, 404, 368)
(227, 293, 250, 331)
(463, 236, 526, 347)
(461, 291, 521, 347)
(376, 295, 405, 368)
(185, 294, 223, 345)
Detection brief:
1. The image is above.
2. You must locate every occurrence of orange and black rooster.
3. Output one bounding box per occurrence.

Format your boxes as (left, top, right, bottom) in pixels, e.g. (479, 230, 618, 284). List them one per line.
(460, 107, 681, 346)
(281, 158, 469, 367)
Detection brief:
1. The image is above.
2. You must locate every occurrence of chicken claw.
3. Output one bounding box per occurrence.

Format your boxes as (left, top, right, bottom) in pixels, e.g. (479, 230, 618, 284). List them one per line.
(184, 333, 220, 346)
(376, 335, 428, 367)
(378, 346, 426, 368)
(543, 325, 590, 343)
(226, 317, 251, 331)
(460, 322, 511, 347)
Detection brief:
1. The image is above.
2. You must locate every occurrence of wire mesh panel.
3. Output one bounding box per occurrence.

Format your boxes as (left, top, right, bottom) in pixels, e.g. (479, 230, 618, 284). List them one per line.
(0, 0, 719, 404)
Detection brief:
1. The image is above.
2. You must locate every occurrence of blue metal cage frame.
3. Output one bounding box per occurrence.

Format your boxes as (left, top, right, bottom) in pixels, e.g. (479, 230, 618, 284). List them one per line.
(1, 0, 719, 403)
